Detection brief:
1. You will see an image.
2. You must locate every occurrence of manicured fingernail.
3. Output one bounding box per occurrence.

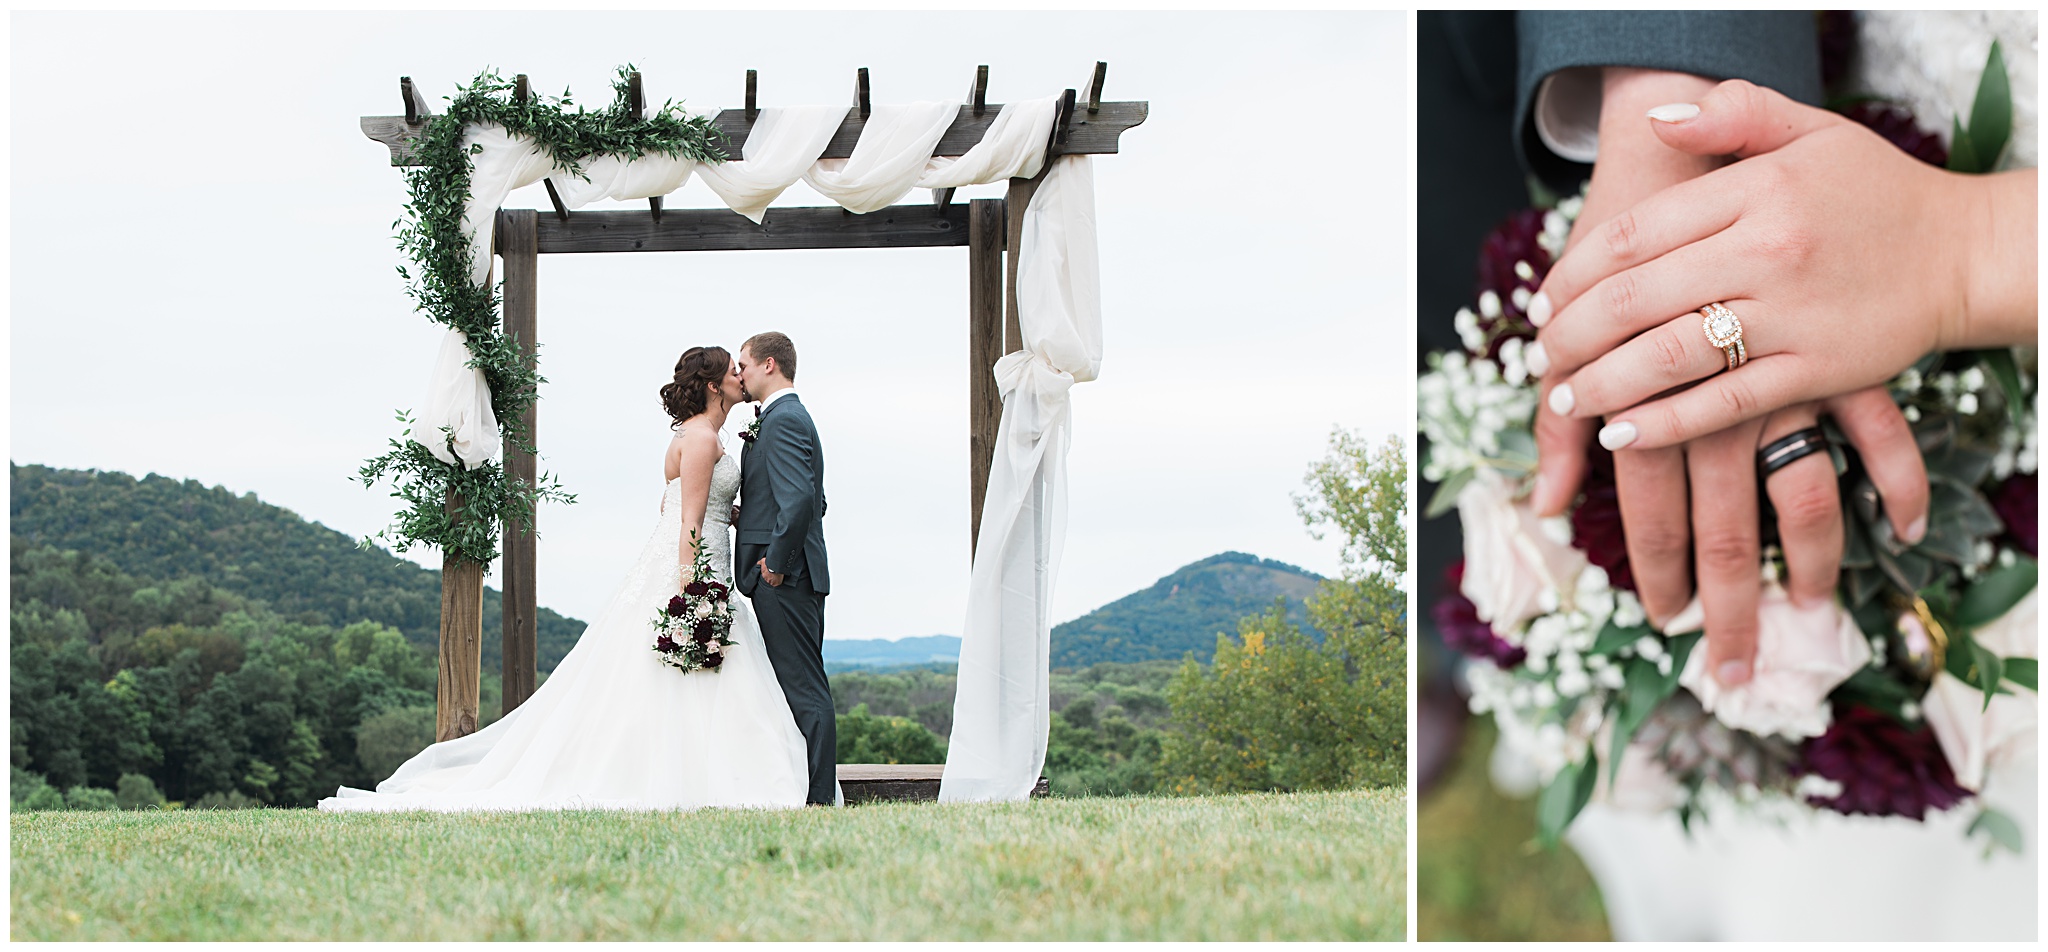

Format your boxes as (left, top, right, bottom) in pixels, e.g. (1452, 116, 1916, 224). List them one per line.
(1716, 659, 1752, 687)
(1598, 421, 1637, 450)
(1547, 383, 1574, 416)
(1647, 103, 1701, 123)
(1526, 341, 1550, 376)
(1527, 291, 1553, 327)
(1903, 515, 1928, 545)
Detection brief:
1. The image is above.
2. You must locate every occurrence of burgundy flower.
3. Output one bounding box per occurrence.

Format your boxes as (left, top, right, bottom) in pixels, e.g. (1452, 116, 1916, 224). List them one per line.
(702, 653, 724, 669)
(655, 634, 676, 652)
(1841, 101, 1948, 168)
(666, 595, 689, 617)
(1990, 472, 2036, 557)
(1569, 444, 1636, 593)
(693, 619, 717, 642)
(1471, 208, 1554, 360)
(1433, 561, 1526, 668)
(1799, 705, 1971, 820)
(684, 580, 709, 597)
(705, 581, 730, 600)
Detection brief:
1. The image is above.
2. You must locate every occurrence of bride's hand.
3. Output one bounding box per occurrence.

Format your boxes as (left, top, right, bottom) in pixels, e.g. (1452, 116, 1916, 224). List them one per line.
(1529, 78, 2038, 453)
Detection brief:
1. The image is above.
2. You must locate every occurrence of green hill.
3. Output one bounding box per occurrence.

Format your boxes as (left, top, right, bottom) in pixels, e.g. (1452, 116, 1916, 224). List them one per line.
(1051, 552, 1324, 667)
(9, 463, 586, 674)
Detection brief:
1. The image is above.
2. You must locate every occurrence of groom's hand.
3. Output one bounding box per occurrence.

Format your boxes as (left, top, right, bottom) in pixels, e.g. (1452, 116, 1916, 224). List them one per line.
(757, 558, 784, 588)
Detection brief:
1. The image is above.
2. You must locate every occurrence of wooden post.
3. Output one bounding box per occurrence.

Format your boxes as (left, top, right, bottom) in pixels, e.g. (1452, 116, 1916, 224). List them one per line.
(499, 208, 540, 714)
(967, 199, 1004, 557)
(1002, 176, 1045, 355)
(438, 491, 485, 742)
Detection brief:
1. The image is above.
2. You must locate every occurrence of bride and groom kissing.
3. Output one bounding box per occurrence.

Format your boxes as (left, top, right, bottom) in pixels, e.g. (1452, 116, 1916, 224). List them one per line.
(320, 332, 839, 812)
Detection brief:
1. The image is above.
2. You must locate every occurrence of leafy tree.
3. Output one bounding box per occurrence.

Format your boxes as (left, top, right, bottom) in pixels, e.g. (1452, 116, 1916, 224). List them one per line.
(355, 706, 438, 783)
(64, 785, 120, 811)
(1163, 431, 1408, 793)
(115, 772, 167, 810)
(835, 704, 947, 764)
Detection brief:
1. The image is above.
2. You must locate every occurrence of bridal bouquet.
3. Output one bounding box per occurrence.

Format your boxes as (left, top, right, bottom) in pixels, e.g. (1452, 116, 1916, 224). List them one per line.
(653, 531, 738, 672)
(1422, 86, 2038, 849)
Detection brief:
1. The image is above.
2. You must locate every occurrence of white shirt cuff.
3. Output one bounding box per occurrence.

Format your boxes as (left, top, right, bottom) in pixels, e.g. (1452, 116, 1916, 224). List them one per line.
(1534, 67, 1604, 164)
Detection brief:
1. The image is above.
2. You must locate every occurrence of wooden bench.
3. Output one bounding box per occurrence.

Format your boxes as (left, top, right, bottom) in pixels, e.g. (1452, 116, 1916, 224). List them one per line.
(836, 764, 1050, 804)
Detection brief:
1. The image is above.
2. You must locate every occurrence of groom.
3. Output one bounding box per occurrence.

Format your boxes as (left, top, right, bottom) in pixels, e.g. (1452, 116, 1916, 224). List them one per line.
(735, 331, 837, 805)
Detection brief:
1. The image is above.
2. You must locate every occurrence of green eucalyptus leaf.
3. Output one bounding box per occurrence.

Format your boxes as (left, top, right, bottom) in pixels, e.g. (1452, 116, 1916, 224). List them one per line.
(1536, 757, 1598, 849)
(1959, 558, 2037, 628)
(1966, 40, 2012, 172)
(1967, 806, 2024, 856)
(1948, 116, 1982, 173)
(1426, 468, 1475, 518)
(2004, 658, 2037, 692)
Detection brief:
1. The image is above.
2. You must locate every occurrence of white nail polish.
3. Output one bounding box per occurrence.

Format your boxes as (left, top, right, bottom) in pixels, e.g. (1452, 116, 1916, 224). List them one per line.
(1716, 659, 1752, 687)
(1525, 341, 1550, 377)
(1904, 515, 1928, 545)
(1527, 291, 1553, 327)
(1646, 103, 1701, 123)
(1547, 383, 1574, 416)
(1598, 421, 1638, 450)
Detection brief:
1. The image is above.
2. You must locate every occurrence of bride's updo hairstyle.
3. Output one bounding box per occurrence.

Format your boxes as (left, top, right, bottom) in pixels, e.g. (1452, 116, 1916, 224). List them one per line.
(659, 346, 731, 428)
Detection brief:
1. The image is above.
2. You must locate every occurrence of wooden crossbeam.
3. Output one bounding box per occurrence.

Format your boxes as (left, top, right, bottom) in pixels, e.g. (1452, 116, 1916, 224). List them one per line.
(532, 203, 971, 254)
(363, 100, 1147, 166)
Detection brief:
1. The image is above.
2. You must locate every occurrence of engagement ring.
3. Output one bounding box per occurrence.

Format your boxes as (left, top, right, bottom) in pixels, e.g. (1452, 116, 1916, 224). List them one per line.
(1703, 302, 1747, 371)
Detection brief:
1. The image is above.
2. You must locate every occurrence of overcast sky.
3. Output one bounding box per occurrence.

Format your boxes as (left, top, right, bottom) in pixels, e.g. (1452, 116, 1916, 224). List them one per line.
(10, 10, 1412, 640)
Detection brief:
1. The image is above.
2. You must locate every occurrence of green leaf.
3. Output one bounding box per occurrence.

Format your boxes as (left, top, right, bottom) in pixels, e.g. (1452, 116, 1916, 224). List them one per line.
(1590, 620, 1646, 657)
(2004, 658, 2037, 692)
(1973, 348, 2029, 431)
(1535, 756, 1598, 849)
(1966, 40, 2012, 172)
(1967, 806, 2024, 856)
(1948, 116, 1983, 174)
(1958, 557, 2036, 628)
(1970, 638, 2005, 710)
(1425, 468, 1475, 519)
(1605, 657, 1669, 786)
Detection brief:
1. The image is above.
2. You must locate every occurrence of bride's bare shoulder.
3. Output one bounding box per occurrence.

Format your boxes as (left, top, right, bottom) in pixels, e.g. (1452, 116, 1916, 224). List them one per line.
(666, 426, 722, 480)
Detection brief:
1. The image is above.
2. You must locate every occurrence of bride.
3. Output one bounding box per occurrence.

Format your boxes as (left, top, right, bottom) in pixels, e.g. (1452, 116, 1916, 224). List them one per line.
(319, 346, 810, 812)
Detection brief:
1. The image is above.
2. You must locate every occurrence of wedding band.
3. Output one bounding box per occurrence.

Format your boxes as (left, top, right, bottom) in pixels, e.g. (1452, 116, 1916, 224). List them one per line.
(1702, 302, 1747, 371)
(1758, 426, 1829, 478)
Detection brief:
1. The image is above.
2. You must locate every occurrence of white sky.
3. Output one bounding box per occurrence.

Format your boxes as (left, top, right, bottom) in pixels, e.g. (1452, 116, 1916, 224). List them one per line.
(9, 10, 1412, 641)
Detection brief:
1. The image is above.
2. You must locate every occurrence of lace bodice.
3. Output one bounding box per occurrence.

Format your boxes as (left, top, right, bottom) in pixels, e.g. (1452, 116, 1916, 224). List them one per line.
(663, 448, 740, 585)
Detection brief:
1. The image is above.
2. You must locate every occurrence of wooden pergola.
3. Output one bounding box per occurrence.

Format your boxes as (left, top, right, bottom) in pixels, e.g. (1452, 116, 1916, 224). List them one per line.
(362, 66, 1145, 756)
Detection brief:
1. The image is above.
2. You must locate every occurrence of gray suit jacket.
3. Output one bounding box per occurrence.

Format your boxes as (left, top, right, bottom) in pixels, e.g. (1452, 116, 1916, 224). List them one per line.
(1514, 11, 1822, 192)
(736, 393, 829, 595)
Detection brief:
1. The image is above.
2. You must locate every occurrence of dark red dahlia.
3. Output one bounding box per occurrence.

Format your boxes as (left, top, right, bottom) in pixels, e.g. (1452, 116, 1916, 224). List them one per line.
(1990, 472, 2037, 557)
(666, 595, 689, 616)
(1799, 705, 1971, 820)
(1433, 561, 1526, 668)
(1569, 444, 1636, 593)
(1472, 207, 1554, 359)
(705, 581, 730, 599)
(692, 619, 717, 642)
(702, 653, 724, 669)
(684, 580, 710, 597)
(655, 634, 676, 652)
(1841, 101, 1948, 168)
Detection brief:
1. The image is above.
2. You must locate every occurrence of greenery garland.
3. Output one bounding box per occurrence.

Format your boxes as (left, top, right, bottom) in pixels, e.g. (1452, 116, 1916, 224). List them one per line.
(359, 66, 730, 566)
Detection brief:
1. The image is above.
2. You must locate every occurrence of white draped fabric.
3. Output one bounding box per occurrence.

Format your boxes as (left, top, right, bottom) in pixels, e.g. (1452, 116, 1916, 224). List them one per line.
(407, 83, 1103, 800)
(940, 154, 1103, 802)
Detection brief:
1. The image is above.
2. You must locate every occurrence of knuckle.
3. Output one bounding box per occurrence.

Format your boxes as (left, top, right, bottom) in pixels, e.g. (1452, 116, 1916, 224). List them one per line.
(1601, 210, 1641, 263)
(1600, 272, 1643, 325)
(1773, 479, 1839, 535)
(1695, 530, 1759, 575)
(1715, 379, 1760, 421)
(1629, 520, 1691, 561)
(1650, 328, 1693, 377)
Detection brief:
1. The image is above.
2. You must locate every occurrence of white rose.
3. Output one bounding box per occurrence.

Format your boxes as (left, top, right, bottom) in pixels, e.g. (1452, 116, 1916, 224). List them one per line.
(1924, 590, 2037, 791)
(705, 639, 724, 654)
(1673, 581, 1870, 739)
(1457, 469, 1589, 639)
(715, 601, 729, 616)
(694, 600, 713, 619)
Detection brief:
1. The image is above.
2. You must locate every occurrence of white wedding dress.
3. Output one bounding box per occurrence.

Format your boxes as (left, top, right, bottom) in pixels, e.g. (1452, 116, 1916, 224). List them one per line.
(318, 446, 809, 812)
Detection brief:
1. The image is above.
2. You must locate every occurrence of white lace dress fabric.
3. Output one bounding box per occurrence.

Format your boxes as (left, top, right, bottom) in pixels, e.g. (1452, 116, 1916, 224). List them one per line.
(318, 449, 808, 812)
(1558, 14, 2040, 939)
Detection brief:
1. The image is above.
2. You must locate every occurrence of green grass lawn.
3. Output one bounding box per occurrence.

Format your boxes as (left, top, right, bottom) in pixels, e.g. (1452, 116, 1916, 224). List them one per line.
(1417, 717, 1610, 941)
(13, 788, 1402, 941)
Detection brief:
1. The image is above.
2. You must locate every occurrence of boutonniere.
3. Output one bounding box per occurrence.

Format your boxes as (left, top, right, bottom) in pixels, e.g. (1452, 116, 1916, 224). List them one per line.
(740, 405, 763, 444)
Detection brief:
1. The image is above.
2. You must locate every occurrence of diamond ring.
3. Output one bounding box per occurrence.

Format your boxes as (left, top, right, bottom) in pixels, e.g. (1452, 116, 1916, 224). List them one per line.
(1702, 302, 1746, 371)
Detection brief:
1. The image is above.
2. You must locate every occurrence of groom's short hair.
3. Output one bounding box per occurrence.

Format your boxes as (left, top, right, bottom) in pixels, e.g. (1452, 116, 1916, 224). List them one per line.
(742, 332, 797, 382)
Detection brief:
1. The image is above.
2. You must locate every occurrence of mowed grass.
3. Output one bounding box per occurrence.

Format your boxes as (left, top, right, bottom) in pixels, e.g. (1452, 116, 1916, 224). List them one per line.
(13, 788, 1402, 941)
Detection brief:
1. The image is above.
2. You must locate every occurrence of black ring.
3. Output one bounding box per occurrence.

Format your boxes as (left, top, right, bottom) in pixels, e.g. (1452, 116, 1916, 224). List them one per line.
(1758, 427, 1829, 479)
